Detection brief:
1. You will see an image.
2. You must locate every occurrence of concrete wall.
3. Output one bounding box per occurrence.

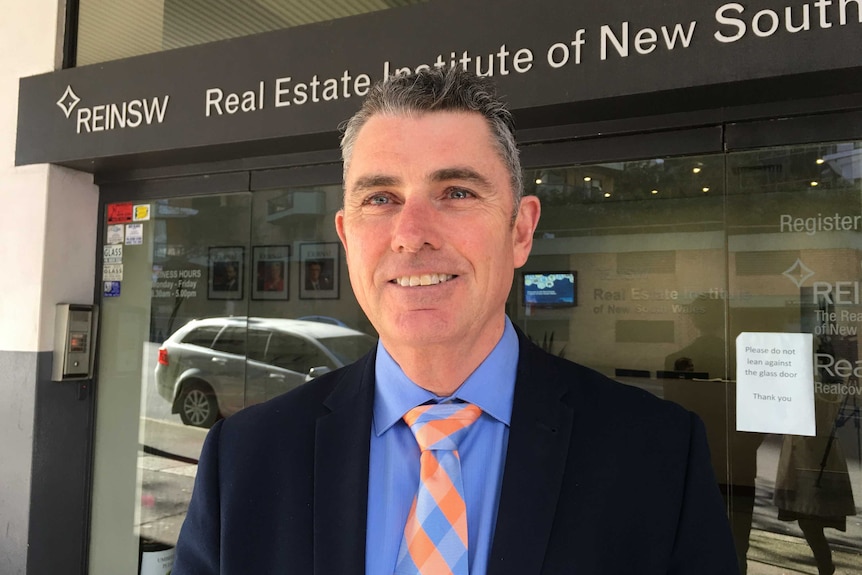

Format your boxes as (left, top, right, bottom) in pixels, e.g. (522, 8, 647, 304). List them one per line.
(0, 1, 99, 573)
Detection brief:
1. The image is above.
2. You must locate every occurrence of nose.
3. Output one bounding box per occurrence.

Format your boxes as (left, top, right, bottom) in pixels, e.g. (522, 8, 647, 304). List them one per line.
(390, 197, 442, 253)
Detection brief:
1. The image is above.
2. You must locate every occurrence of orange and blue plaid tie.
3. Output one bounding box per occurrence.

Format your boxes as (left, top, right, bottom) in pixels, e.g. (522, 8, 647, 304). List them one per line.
(394, 402, 482, 575)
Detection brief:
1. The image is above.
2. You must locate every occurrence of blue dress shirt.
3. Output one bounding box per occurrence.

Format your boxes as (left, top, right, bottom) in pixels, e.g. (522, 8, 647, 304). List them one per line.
(365, 319, 519, 575)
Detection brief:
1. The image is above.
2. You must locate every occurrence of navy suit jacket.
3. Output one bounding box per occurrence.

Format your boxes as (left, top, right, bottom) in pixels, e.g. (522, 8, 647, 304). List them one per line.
(173, 330, 739, 574)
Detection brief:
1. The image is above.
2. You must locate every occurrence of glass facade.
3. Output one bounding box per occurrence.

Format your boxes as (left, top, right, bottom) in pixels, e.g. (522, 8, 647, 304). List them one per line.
(89, 141, 862, 574)
(75, 0, 426, 66)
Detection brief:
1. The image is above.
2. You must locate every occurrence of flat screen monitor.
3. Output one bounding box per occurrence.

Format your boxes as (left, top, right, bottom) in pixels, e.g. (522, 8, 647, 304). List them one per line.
(523, 272, 577, 308)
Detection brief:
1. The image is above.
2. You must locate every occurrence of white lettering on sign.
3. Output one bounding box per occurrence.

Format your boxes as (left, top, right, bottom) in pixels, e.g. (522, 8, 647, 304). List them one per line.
(546, 32, 586, 68)
(168, 8, 862, 123)
(76, 96, 169, 134)
(817, 353, 862, 378)
(812, 281, 862, 305)
(714, 1, 862, 43)
(600, 21, 696, 59)
(151, 268, 201, 299)
(384, 45, 537, 78)
(273, 70, 372, 108)
(779, 213, 862, 235)
(205, 82, 265, 116)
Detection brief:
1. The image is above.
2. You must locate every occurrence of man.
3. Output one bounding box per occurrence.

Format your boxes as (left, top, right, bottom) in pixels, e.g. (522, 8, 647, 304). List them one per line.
(173, 68, 739, 574)
(215, 262, 239, 292)
(305, 260, 332, 290)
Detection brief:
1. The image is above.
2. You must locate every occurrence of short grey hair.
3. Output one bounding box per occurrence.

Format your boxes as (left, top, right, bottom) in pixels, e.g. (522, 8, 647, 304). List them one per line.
(340, 67, 523, 205)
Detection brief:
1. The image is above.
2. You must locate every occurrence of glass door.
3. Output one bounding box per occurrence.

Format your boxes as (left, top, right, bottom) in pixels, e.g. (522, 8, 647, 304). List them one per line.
(89, 190, 252, 574)
(87, 168, 377, 575)
(727, 141, 862, 575)
(511, 138, 861, 574)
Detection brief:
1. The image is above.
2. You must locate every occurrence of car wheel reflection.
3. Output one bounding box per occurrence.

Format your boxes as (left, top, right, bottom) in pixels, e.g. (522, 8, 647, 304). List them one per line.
(178, 381, 220, 428)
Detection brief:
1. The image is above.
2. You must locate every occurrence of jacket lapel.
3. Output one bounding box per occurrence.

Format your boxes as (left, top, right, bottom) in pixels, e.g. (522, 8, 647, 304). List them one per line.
(487, 333, 574, 575)
(313, 351, 376, 575)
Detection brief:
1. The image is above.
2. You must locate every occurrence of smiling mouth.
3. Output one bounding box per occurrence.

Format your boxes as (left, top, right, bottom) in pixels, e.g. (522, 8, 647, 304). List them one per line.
(391, 273, 456, 287)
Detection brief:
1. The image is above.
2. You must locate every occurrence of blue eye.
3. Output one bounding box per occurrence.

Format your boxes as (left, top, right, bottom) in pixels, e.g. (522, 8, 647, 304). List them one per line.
(367, 195, 390, 205)
(448, 188, 473, 199)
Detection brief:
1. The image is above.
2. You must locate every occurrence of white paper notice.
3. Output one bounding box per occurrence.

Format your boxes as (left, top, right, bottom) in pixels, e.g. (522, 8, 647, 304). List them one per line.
(125, 223, 143, 245)
(102, 263, 123, 281)
(102, 244, 122, 264)
(736, 332, 815, 436)
(106, 224, 124, 245)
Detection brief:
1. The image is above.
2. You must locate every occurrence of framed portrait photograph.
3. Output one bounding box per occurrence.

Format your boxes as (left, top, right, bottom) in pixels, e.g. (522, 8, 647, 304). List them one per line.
(208, 246, 244, 300)
(252, 245, 290, 300)
(299, 242, 339, 300)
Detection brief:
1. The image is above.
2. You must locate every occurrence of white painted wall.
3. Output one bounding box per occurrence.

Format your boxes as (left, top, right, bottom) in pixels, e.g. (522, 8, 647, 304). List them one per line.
(0, 0, 97, 353)
(0, 1, 98, 573)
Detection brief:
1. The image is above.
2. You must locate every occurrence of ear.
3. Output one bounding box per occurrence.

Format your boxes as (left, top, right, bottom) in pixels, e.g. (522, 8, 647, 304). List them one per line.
(335, 209, 348, 255)
(512, 195, 541, 268)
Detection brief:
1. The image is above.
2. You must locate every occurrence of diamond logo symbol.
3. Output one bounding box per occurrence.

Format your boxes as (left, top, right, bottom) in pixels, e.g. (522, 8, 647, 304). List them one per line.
(782, 258, 815, 288)
(56, 85, 80, 118)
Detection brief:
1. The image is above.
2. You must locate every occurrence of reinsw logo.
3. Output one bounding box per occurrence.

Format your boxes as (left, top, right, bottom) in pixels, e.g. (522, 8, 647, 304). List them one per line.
(56, 85, 170, 134)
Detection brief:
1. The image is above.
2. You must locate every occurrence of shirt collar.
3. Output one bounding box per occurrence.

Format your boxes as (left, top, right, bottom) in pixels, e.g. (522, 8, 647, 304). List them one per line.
(373, 318, 519, 436)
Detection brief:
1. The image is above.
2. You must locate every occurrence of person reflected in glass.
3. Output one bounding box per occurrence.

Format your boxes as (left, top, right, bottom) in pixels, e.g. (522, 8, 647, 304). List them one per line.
(774, 344, 857, 575)
(674, 356, 694, 372)
(664, 294, 764, 574)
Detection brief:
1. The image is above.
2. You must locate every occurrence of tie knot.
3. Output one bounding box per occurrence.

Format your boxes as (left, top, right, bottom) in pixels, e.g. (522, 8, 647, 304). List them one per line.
(403, 402, 482, 452)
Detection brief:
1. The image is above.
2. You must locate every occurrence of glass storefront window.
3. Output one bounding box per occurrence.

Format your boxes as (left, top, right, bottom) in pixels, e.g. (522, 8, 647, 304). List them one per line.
(75, 0, 427, 66)
(515, 154, 727, 379)
(89, 143, 861, 574)
(510, 144, 861, 573)
(727, 142, 862, 575)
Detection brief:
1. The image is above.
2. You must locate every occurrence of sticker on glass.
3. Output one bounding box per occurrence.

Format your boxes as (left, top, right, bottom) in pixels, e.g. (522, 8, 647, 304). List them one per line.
(125, 223, 143, 245)
(103, 244, 123, 264)
(107, 202, 133, 224)
(103, 264, 123, 282)
(736, 332, 815, 436)
(106, 224, 124, 245)
(103, 281, 121, 297)
(133, 204, 151, 221)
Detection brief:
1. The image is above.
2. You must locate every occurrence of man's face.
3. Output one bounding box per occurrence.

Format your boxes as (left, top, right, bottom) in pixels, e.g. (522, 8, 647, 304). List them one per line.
(336, 111, 540, 352)
(309, 263, 322, 280)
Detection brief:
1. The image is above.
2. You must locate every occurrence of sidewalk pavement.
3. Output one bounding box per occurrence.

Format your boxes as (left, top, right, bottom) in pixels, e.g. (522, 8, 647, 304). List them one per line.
(747, 528, 860, 575)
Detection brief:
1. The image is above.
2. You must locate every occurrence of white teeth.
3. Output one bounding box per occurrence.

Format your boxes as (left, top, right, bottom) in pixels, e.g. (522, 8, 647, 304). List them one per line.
(395, 273, 454, 286)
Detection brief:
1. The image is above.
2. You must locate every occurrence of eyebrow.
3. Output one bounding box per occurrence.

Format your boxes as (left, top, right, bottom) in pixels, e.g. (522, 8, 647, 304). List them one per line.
(350, 174, 401, 194)
(347, 166, 493, 197)
(430, 167, 492, 189)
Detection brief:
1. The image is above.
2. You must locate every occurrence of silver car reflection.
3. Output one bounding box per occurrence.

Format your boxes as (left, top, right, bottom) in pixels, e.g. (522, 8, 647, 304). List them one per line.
(155, 317, 376, 427)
